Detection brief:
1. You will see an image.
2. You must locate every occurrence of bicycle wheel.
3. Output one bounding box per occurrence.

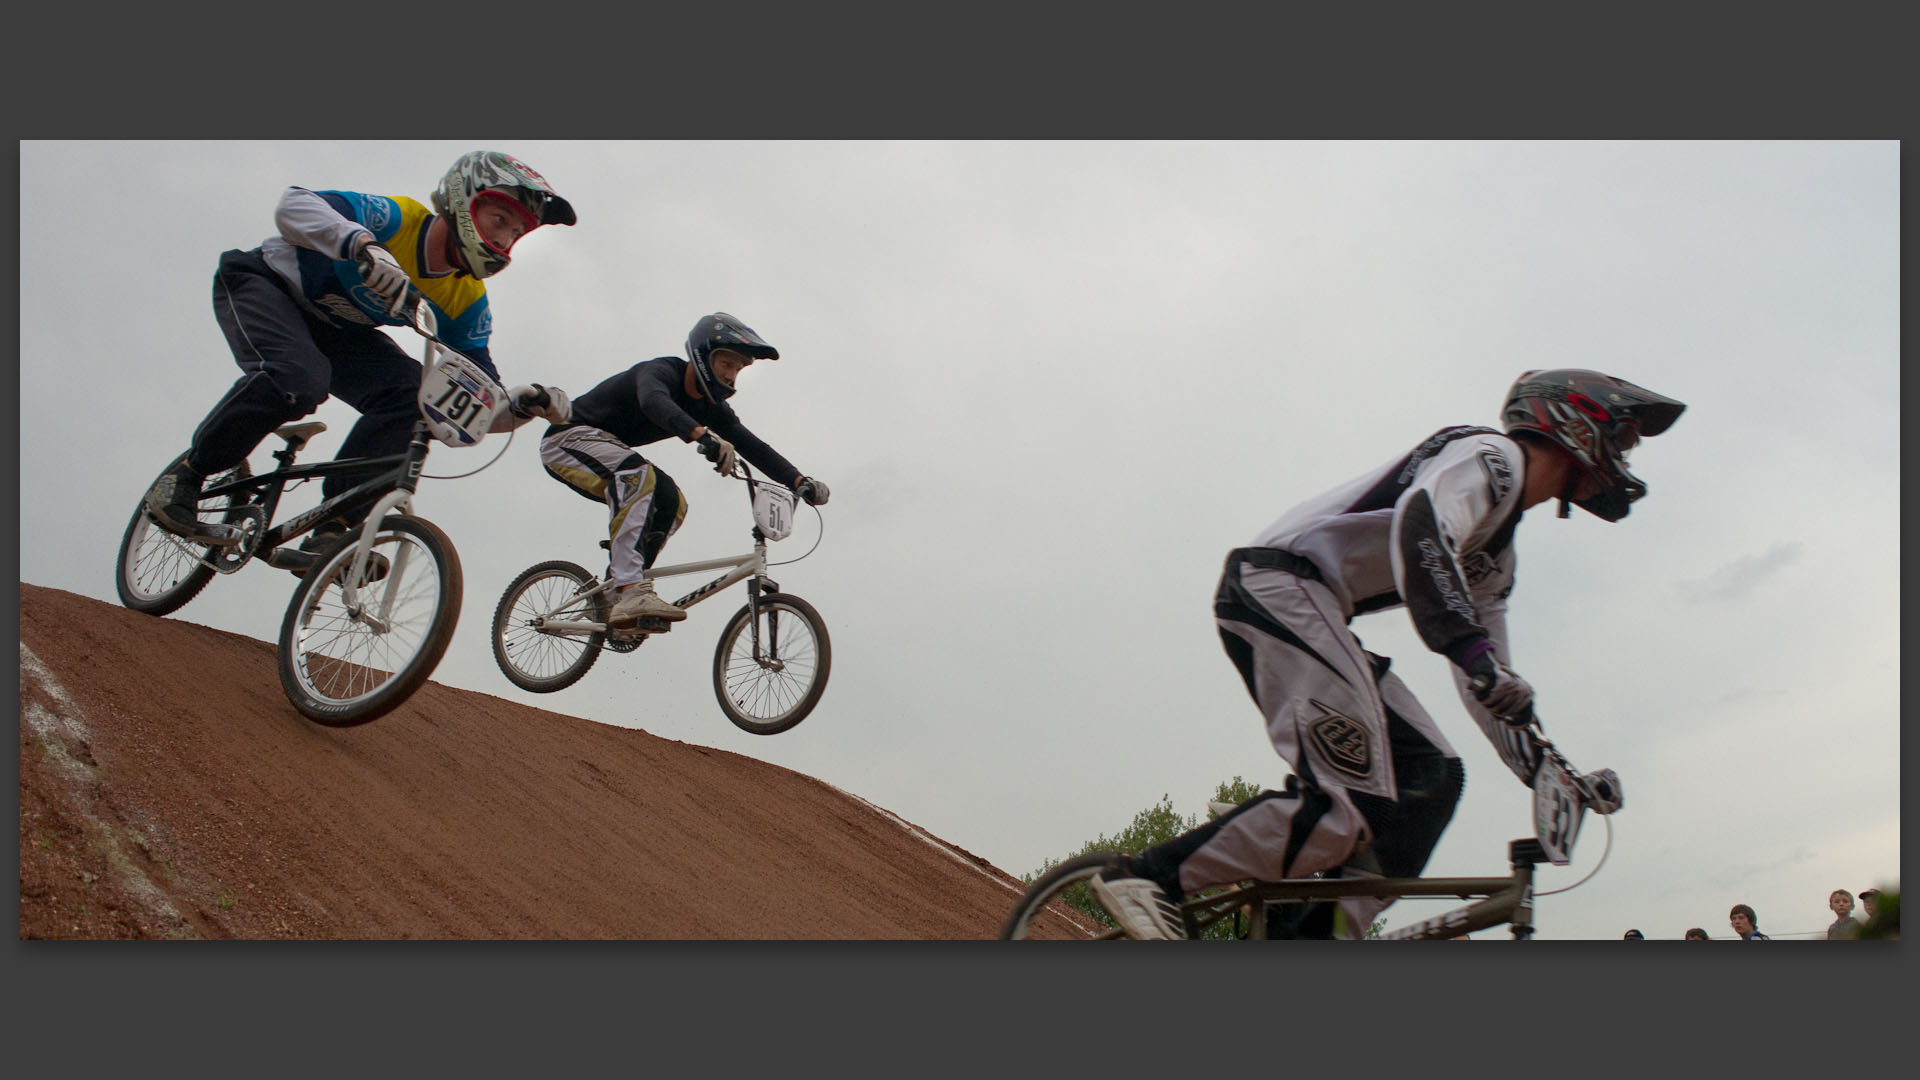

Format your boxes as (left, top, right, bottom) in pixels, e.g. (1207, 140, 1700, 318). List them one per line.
(115, 454, 253, 616)
(277, 515, 462, 726)
(492, 560, 607, 693)
(1001, 852, 1127, 940)
(711, 592, 831, 735)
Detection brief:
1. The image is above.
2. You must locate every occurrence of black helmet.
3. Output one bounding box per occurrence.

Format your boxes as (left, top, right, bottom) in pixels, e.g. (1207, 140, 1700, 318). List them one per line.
(1502, 368, 1685, 521)
(685, 312, 779, 402)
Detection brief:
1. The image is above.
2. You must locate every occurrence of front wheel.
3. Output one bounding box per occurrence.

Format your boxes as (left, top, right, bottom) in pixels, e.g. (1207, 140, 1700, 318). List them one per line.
(277, 515, 461, 726)
(1001, 852, 1126, 940)
(492, 560, 607, 693)
(711, 593, 830, 735)
(115, 453, 253, 616)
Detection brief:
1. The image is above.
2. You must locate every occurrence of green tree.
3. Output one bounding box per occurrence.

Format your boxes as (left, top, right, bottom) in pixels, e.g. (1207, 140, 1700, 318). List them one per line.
(1024, 777, 1260, 940)
(1025, 775, 1391, 940)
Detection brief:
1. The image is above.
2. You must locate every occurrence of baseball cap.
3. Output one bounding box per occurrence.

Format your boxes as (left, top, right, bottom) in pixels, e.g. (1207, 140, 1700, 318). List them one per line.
(1623, 929, 1644, 939)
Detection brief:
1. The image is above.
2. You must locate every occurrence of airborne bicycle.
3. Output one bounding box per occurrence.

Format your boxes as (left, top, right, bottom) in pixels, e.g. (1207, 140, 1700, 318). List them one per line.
(1002, 714, 1619, 941)
(490, 449, 831, 735)
(114, 294, 554, 727)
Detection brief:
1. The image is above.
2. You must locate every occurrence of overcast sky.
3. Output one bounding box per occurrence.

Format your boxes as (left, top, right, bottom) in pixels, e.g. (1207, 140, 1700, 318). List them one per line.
(17, 140, 1899, 940)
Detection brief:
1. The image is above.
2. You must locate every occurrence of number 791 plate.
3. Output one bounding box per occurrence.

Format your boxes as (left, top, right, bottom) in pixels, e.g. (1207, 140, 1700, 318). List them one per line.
(1531, 757, 1585, 866)
(418, 354, 500, 447)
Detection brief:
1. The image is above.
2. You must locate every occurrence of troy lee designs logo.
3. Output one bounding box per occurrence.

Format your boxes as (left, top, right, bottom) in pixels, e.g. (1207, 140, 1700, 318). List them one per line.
(1417, 537, 1480, 625)
(1478, 446, 1516, 503)
(1306, 701, 1373, 779)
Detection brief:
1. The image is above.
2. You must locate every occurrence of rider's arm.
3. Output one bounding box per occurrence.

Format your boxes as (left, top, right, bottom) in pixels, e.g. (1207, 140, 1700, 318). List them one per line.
(275, 187, 382, 260)
(1392, 435, 1539, 782)
(710, 415, 803, 488)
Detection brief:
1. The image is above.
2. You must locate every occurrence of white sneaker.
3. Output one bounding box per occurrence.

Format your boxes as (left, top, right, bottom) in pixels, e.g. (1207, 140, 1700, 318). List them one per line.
(606, 580, 686, 628)
(1089, 873, 1187, 940)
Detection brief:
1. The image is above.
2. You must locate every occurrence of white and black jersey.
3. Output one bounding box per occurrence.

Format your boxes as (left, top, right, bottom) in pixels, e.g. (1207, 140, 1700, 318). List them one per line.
(1247, 423, 1537, 782)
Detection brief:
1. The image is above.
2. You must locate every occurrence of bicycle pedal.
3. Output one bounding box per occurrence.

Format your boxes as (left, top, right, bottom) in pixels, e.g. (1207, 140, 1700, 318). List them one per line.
(635, 616, 674, 632)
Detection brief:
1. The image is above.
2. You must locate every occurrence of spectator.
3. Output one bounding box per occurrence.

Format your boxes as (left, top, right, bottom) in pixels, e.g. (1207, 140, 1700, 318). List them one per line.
(1684, 927, 1709, 940)
(1828, 889, 1862, 940)
(1729, 903, 1770, 940)
(1622, 929, 1644, 940)
(1859, 888, 1880, 921)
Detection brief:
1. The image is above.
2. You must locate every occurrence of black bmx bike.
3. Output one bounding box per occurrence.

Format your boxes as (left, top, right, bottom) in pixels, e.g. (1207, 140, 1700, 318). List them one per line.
(114, 294, 553, 727)
(1002, 715, 1618, 941)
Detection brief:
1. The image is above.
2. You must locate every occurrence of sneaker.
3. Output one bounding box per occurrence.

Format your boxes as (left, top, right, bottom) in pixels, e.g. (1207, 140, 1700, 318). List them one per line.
(1089, 868, 1188, 940)
(606, 580, 687, 628)
(144, 461, 211, 539)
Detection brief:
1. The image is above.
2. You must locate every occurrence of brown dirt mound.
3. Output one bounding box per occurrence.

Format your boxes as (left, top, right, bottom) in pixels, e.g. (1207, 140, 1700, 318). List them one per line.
(17, 583, 1089, 939)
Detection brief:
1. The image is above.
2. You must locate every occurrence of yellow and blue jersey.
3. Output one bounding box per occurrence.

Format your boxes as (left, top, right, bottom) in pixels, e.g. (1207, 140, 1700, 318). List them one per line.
(279, 189, 499, 379)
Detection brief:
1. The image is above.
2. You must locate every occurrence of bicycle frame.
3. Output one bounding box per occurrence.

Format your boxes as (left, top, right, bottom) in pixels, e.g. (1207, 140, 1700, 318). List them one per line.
(1184, 838, 1549, 941)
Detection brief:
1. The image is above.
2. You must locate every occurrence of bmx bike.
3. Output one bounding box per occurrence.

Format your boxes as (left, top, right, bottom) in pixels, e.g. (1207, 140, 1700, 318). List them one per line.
(489, 453, 830, 736)
(115, 292, 554, 727)
(1002, 715, 1617, 940)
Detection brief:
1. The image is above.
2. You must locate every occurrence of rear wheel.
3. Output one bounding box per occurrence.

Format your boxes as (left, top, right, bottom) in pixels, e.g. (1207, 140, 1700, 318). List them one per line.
(1001, 852, 1126, 940)
(115, 453, 254, 616)
(277, 515, 461, 726)
(492, 560, 608, 693)
(711, 593, 830, 735)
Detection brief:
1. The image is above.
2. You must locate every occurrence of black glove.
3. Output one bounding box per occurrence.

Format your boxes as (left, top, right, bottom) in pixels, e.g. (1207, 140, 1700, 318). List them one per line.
(794, 477, 830, 506)
(1464, 651, 1534, 723)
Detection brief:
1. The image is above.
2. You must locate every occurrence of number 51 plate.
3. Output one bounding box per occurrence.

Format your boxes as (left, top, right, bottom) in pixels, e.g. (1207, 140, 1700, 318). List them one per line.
(1532, 757, 1586, 866)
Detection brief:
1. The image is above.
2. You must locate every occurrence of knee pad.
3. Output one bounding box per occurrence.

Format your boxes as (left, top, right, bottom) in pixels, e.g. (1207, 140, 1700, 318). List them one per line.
(1349, 757, 1464, 878)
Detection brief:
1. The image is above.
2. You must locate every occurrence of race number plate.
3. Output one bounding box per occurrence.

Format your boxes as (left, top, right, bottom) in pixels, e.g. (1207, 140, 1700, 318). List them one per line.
(418, 353, 500, 447)
(752, 484, 795, 541)
(1532, 757, 1585, 866)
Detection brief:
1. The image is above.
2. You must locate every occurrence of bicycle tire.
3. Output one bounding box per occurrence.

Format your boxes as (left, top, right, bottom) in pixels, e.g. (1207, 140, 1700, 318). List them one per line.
(711, 592, 831, 735)
(277, 515, 462, 726)
(115, 453, 254, 617)
(1000, 852, 1127, 940)
(492, 560, 607, 693)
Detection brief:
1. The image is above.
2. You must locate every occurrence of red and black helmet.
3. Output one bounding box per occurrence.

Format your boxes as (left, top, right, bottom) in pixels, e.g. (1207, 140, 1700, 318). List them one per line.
(1502, 369, 1685, 521)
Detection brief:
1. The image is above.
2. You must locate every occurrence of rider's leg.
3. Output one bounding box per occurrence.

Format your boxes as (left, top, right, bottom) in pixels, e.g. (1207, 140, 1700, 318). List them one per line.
(149, 250, 330, 537)
(1097, 561, 1387, 939)
(540, 427, 689, 624)
(314, 327, 422, 504)
(1334, 668, 1465, 936)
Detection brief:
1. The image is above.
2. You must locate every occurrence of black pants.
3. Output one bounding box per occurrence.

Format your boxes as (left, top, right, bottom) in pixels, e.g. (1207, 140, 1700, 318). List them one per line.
(190, 247, 422, 501)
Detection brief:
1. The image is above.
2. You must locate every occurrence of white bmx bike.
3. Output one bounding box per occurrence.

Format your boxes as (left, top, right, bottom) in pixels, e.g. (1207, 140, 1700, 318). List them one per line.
(489, 456, 831, 735)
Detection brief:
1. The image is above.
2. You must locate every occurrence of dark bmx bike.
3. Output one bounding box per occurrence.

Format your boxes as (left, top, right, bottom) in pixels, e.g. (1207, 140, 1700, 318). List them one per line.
(1002, 715, 1618, 941)
(115, 294, 553, 727)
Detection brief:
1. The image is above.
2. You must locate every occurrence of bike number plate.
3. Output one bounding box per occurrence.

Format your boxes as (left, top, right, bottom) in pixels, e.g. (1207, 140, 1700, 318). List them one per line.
(1532, 757, 1584, 866)
(418, 353, 500, 447)
(753, 484, 795, 541)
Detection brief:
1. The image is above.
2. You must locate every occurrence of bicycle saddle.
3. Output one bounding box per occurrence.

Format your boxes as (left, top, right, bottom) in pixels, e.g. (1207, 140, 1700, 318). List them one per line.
(274, 422, 328, 452)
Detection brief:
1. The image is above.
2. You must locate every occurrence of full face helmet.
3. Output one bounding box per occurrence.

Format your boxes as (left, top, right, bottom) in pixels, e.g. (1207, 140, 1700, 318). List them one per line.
(431, 151, 576, 279)
(685, 312, 779, 402)
(1502, 368, 1686, 521)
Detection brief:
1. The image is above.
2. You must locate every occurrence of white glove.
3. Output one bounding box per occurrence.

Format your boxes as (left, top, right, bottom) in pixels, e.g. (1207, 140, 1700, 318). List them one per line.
(519, 383, 571, 424)
(1579, 768, 1624, 815)
(1465, 652, 1534, 722)
(355, 241, 410, 317)
(699, 433, 737, 476)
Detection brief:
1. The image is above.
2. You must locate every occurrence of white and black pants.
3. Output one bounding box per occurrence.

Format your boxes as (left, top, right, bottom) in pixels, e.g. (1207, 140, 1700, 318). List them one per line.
(539, 425, 688, 589)
(1129, 548, 1465, 936)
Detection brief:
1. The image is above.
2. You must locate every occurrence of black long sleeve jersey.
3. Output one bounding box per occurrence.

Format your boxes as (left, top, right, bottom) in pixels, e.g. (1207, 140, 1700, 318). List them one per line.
(551, 356, 803, 488)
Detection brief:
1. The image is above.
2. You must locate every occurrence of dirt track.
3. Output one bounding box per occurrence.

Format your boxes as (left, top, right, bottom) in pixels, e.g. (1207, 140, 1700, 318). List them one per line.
(17, 583, 1094, 940)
